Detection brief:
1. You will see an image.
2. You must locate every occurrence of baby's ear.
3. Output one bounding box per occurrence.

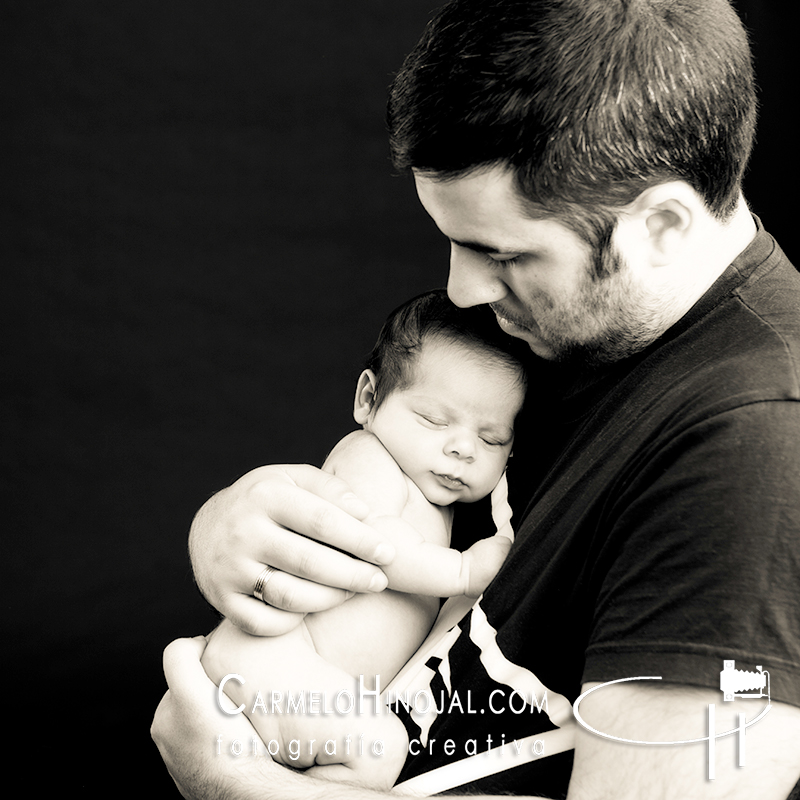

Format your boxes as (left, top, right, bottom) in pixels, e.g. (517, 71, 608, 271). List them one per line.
(353, 369, 378, 425)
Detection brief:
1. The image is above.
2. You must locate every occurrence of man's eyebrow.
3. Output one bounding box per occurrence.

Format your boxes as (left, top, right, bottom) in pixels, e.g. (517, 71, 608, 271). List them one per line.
(449, 237, 513, 255)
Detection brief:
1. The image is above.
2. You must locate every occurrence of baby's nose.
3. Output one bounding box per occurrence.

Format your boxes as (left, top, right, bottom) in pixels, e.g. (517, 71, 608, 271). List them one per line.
(444, 433, 475, 461)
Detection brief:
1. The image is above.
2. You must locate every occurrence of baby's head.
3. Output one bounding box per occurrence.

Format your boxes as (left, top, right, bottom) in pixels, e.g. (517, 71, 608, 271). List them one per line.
(353, 290, 528, 506)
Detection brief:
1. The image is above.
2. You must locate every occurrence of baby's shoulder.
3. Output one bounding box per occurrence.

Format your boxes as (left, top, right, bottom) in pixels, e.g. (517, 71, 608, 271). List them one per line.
(323, 430, 410, 513)
(323, 429, 398, 471)
(324, 430, 449, 543)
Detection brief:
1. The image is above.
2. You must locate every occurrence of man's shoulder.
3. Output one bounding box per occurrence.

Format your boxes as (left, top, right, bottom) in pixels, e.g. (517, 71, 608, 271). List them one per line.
(654, 237, 800, 410)
(703, 245, 800, 402)
(732, 235, 800, 372)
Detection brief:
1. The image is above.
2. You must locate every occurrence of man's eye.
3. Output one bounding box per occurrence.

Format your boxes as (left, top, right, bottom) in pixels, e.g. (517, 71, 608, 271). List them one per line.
(486, 254, 521, 268)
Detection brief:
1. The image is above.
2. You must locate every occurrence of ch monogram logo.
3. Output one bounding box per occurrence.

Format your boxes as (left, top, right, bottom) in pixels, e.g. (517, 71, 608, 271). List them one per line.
(572, 661, 771, 780)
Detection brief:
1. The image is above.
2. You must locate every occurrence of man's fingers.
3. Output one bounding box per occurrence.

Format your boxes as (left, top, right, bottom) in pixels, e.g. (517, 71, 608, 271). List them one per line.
(188, 463, 396, 632)
(227, 556, 382, 635)
(246, 560, 361, 609)
(153, 636, 273, 796)
(286, 464, 370, 519)
(270, 466, 396, 566)
(247, 525, 389, 596)
(225, 594, 308, 637)
(161, 636, 210, 701)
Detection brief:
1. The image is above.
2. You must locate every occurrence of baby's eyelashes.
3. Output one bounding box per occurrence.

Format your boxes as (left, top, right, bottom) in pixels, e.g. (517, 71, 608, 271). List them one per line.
(416, 413, 448, 428)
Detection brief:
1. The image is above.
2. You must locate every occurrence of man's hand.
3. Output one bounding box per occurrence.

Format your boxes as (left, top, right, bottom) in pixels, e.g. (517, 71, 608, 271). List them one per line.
(189, 464, 396, 635)
(151, 638, 398, 800)
(151, 637, 275, 799)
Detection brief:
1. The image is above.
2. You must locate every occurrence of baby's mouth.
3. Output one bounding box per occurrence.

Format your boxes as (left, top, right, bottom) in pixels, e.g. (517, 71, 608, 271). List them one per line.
(434, 473, 466, 489)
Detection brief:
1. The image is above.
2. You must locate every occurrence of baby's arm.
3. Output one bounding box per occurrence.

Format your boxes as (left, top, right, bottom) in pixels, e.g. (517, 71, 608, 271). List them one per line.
(324, 431, 511, 598)
(386, 527, 511, 598)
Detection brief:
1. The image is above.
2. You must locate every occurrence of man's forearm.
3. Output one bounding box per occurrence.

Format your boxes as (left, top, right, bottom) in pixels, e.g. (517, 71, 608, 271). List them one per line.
(251, 762, 551, 800)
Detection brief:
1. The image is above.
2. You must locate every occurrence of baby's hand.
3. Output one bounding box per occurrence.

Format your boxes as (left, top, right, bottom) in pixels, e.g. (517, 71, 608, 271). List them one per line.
(462, 535, 512, 597)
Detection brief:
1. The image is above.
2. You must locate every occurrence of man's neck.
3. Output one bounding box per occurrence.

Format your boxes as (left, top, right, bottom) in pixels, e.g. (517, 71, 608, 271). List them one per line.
(699, 194, 757, 275)
(666, 194, 757, 324)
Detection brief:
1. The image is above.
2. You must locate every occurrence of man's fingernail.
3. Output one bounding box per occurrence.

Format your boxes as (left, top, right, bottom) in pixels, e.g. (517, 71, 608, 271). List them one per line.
(374, 543, 395, 564)
(369, 573, 388, 592)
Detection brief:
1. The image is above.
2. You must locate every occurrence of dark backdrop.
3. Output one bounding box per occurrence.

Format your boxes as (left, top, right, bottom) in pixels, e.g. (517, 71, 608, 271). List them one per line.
(3, 2, 794, 795)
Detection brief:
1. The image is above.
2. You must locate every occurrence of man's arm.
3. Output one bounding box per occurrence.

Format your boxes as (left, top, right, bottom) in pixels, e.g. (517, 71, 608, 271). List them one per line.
(567, 680, 800, 799)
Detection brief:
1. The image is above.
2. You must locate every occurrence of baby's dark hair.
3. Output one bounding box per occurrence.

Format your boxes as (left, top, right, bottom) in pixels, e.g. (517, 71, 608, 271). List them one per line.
(365, 289, 529, 408)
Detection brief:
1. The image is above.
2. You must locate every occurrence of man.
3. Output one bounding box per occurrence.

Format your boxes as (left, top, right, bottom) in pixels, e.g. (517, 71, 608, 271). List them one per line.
(152, 1, 800, 797)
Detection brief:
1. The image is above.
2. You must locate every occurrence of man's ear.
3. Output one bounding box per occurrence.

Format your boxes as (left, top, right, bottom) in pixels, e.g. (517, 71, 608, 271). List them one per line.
(353, 369, 378, 425)
(623, 182, 699, 266)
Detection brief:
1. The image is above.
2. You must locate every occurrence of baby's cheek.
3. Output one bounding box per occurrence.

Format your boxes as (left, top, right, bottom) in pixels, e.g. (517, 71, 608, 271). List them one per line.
(389, 439, 421, 478)
(476, 457, 509, 498)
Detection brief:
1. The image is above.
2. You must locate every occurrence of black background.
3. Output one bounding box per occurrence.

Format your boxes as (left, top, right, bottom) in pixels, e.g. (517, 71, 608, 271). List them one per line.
(3, 2, 794, 795)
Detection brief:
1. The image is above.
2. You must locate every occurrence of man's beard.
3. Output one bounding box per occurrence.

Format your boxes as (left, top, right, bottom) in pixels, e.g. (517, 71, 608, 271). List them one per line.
(512, 243, 688, 367)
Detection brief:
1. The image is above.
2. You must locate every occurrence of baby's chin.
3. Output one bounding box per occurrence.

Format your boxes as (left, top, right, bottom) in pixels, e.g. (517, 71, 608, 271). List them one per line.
(418, 486, 462, 507)
(427, 495, 461, 507)
(421, 481, 484, 507)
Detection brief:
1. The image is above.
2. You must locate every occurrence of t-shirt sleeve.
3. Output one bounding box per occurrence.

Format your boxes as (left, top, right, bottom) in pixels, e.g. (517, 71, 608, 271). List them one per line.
(582, 399, 800, 707)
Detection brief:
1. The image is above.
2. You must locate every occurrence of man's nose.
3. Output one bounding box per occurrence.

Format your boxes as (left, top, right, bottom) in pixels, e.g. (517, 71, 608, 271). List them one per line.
(446, 245, 508, 308)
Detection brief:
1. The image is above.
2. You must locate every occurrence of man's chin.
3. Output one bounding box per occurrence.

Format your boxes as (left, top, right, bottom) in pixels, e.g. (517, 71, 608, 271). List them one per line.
(525, 338, 559, 360)
(497, 318, 558, 360)
(491, 307, 566, 360)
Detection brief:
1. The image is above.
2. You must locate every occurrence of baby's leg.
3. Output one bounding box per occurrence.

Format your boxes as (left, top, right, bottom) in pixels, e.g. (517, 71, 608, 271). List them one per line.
(201, 619, 409, 789)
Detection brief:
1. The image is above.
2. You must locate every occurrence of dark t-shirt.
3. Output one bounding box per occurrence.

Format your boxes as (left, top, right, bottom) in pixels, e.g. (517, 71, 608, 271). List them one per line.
(394, 222, 800, 796)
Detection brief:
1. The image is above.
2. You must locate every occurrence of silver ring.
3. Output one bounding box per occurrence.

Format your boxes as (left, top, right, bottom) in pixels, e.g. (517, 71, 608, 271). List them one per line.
(253, 566, 279, 602)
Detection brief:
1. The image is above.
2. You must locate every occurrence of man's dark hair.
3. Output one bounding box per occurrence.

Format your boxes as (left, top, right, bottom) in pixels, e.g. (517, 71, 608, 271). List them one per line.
(365, 289, 529, 408)
(388, 0, 757, 255)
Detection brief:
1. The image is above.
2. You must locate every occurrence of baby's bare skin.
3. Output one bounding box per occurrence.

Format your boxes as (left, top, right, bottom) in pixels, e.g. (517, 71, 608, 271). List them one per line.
(202, 431, 511, 787)
(202, 336, 521, 788)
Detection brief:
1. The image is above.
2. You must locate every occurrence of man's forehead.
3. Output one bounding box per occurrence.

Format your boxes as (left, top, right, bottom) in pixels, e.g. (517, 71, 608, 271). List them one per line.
(413, 166, 571, 251)
(412, 165, 544, 214)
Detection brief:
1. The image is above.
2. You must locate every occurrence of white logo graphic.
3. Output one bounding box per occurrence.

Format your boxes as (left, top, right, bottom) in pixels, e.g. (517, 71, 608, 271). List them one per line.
(720, 659, 769, 702)
(572, 661, 772, 780)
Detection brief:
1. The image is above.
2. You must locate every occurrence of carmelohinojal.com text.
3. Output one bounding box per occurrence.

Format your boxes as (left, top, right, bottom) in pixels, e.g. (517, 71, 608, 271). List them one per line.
(215, 673, 548, 761)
